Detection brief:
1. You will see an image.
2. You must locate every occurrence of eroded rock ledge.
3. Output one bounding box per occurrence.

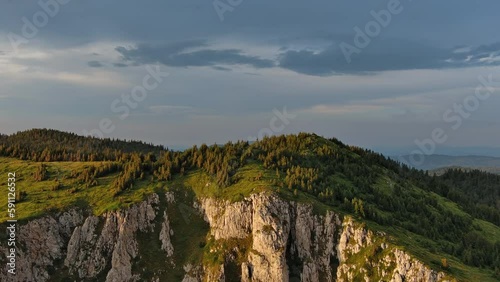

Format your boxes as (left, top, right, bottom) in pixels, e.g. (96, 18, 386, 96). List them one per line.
(0, 192, 453, 282)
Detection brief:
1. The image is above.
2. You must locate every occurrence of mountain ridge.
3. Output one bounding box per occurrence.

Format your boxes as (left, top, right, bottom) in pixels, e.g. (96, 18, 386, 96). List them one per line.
(394, 154, 500, 171)
(0, 129, 498, 281)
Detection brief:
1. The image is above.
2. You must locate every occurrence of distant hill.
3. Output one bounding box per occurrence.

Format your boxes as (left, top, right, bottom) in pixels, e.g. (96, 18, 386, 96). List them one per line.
(393, 154, 500, 171)
(430, 166, 500, 175)
(375, 146, 500, 158)
(0, 128, 166, 162)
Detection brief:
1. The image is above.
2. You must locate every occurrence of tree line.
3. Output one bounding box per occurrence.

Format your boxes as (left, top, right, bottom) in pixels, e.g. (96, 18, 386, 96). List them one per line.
(5, 130, 499, 273)
(0, 129, 165, 162)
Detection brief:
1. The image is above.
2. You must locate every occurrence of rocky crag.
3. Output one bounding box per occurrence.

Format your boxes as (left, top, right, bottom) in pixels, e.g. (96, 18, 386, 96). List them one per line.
(0, 192, 454, 282)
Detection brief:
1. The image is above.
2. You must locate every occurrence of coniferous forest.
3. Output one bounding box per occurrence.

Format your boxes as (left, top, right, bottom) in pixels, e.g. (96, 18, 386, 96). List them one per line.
(0, 129, 499, 276)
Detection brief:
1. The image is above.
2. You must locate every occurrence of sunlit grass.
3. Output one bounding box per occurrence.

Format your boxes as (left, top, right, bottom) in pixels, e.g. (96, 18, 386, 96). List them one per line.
(0, 157, 159, 222)
(0, 157, 498, 281)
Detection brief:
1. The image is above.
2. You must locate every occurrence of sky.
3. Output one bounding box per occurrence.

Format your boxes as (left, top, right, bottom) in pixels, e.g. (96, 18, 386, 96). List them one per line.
(1, 0, 500, 156)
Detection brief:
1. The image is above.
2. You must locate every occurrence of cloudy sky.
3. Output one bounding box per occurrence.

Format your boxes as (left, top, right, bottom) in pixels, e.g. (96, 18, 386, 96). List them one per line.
(1, 0, 500, 155)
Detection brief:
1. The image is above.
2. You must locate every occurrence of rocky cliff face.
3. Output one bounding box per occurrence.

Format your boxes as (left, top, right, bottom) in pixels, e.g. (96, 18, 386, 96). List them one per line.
(0, 192, 453, 282)
(335, 218, 450, 282)
(200, 193, 342, 282)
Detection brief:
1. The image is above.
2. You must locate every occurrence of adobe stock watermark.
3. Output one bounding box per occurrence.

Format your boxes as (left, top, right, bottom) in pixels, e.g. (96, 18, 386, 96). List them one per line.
(400, 74, 499, 167)
(82, 65, 169, 138)
(248, 107, 297, 141)
(213, 0, 243, 21)
(7, 0, 72, 54)
(340, 0, 404, 63)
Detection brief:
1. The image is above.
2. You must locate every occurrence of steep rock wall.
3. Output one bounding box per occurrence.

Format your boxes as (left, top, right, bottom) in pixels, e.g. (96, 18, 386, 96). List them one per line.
(0, 192, 453, 282)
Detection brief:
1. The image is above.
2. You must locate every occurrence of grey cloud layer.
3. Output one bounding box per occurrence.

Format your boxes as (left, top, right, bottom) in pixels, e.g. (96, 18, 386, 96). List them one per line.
(115, 40, 274, 69)
(87, 61, 103, 68)
(278, 40, 500, 75)
(1, 0, 500, 148)
(2, 0, 500, 48)
(110, 39, 500, 76)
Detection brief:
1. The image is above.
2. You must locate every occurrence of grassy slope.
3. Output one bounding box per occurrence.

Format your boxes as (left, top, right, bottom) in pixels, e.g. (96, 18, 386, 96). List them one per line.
(0, 157, 159, 222)
(0, 157, 498, 281)
(366, 171, 498, 281)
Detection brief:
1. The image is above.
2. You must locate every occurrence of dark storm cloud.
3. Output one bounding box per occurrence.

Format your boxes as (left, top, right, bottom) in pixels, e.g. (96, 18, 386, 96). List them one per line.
(448, 42, 500, 63)
(212, 66, 232, 71)
(3, 0, 500, 50)
(277, 39, 500, 76)
(115, 37, 500, 76)
(87, 61, 103, 68)
(115, 40, 275, 69)
(113, 63, 128, 68)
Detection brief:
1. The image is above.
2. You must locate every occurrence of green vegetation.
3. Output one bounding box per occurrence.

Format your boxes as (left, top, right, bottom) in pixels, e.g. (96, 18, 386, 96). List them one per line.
(0, 130, 499, 280)
(0, 128, 165, 162)
(431, 166, 500, 176)
(342, 233, 395, 281)
(134, 189, 210, 281)
(0, 158, 159, 222)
